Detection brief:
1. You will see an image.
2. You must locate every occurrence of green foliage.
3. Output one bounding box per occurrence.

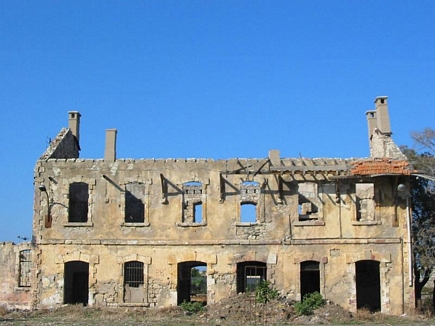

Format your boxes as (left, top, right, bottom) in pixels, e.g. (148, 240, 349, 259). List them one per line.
(179, 300, 204, 313)
(255, 280, 279, 303)
(294, 292, 325, 316)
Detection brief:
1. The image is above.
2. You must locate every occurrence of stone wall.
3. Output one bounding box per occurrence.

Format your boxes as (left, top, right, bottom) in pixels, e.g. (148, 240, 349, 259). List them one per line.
(0, 242, 32, 310)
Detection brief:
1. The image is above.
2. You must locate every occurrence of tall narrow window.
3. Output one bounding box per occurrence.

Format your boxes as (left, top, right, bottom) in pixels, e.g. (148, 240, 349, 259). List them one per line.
(182, 181, 203, 225)
(240, 181, 260, 223)
(124, 261, 145, 303)
(298, 182, 322, 221)
(18, 249, 31, 287)
(355, 183, 375, 221)
(125, 182, 145, 223)
(69, 182, 89, 222)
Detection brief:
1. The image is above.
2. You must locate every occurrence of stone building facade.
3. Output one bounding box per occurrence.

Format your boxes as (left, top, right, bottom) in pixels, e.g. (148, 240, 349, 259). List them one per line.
(27, 97, 417, 313)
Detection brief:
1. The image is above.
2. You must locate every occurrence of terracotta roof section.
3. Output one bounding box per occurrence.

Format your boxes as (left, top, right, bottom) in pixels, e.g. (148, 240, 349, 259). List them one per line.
(350, 158, 412, 176)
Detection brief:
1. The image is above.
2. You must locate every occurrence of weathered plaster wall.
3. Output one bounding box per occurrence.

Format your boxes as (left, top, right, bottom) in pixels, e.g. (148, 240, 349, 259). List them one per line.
(32, 157, 414, 314)
(0, 242, 32, 310)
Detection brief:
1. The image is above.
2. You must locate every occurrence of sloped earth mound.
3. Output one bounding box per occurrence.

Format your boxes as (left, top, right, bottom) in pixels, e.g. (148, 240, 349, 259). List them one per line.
(0, 296, 433, 325)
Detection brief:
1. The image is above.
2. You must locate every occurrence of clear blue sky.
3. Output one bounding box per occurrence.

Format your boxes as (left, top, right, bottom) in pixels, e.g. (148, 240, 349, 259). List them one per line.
(0, 1, 434, 242)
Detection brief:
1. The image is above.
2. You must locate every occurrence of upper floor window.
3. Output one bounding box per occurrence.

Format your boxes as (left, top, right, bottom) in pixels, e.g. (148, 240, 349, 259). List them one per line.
(68, 182, 89, 222)
(297, 182, 324, 223)
(125, 182, 145, 223)
(355, 183, 375, 221)
(18, 249, 31, 287)
(182, 181, 203, 224)
(240, 181, 260, 223)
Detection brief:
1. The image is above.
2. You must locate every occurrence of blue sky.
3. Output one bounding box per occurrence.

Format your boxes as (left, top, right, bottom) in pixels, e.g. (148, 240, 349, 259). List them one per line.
(0, 1, 434, 242)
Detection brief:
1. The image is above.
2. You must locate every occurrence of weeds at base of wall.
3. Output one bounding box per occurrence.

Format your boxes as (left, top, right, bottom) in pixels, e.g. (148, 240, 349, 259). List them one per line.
(179, 301, 204, 314)
(294, 292, 325, 316)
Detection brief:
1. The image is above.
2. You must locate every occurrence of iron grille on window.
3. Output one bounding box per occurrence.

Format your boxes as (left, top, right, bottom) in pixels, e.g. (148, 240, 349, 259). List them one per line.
(19, 249, 31, 287)
(245, 265, 266, 292)
(124, 261, 144, 288)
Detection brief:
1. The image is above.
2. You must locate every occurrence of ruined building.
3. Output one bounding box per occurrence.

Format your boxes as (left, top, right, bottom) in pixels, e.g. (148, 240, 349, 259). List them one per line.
(0, 97, 418, 314)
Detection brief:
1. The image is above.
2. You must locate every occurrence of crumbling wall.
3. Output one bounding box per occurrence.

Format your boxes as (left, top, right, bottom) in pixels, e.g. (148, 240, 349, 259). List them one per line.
(0, 242, 32, 310)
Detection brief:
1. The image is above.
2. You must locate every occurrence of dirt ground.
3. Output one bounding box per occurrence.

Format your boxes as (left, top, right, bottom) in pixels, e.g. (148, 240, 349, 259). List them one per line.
(1, 295, 435, 326)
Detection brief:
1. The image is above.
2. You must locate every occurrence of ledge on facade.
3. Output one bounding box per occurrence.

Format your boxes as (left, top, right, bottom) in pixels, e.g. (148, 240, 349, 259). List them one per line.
(63, 222, 94, 227)
(284, 238, 401, 245)
(176, 222, 207, 227)
(351, 220, 381, 226)
(119, 303, 150, 307)
(293, 220, 325, 227)
(235, 222, 259, 227)
(121, 222, 150, 227)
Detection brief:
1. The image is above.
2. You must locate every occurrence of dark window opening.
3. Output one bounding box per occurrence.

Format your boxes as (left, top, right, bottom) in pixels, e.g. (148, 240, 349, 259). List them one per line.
(68, 183, 89, 222)
(64, 261, 89, 306)
(237, 261, 266, 293)
(356, 260, 381, 312)
(124, 261, 145, 303)
(300, 260, 320, 299)
(125, 183, 145, 223)
(18, 249, 31, 287)
(240, 202, 257, 223)
(177, 261, 207, 305)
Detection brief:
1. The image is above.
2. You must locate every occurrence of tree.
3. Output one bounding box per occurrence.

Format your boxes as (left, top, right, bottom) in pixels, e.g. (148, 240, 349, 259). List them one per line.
(404, 128, 435, 307)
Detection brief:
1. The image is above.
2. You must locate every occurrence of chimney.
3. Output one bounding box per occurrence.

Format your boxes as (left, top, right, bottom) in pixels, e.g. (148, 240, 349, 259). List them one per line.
(68, 111, 81, 142)
(269, 149, 281, 166)
(105, 129, 117, 161)
(374, 96, 391, 135)
(365, 110, 377, 140)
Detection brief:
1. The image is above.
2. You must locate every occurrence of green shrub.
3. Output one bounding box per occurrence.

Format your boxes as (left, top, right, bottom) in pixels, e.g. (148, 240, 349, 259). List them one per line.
(180, 300, 204, 313)
(294, 292, 325, 316)
(255, 280, 279, 303)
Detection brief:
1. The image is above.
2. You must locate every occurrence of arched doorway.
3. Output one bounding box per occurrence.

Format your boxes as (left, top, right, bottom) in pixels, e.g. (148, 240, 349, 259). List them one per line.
(356, 260, 381, 311)
(64, 261, 89, 305)
(177, 261, 207, 305)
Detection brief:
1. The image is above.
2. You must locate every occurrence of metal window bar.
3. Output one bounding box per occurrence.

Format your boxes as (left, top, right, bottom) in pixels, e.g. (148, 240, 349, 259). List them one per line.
(124, 261, 144, 288)
(245, 265, 266, 293)
(19, 249, 31, 287)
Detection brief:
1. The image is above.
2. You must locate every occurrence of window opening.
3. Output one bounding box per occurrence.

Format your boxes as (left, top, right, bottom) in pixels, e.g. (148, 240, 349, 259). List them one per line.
(64, 261, 89, 305)
(355, 183, 375, 221)
(177, 261, 207, 305)
(356, 260, 381, 312)
(182, 182, 203, 224)
(18, 249, 31, 287)
(240, 181, 260, 223)
(298, 182, 320, 221)
(68, 182, 89, 222)
(300, 260, 320, 299)
(236, 261, 266, 293)
(125, 183, 145, 223)
(124, 261, 145, 303)
(240, 202, 257, 223)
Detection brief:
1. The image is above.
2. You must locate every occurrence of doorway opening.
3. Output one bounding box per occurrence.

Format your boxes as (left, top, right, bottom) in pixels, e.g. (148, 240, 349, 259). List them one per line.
(300, 260, 320, 299)
(177, 261, 207, 305)
(356, 260, 381, 312)
(64, 261, 89, 305)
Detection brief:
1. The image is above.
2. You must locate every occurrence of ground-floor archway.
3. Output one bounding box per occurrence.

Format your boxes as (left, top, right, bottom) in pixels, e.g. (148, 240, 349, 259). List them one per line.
(177, 261, 207, 305)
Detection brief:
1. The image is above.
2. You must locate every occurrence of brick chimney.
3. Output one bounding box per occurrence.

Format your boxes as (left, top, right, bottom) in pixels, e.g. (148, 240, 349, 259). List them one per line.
(68, 111, 81, 143)
(105, 129, 117, 161)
